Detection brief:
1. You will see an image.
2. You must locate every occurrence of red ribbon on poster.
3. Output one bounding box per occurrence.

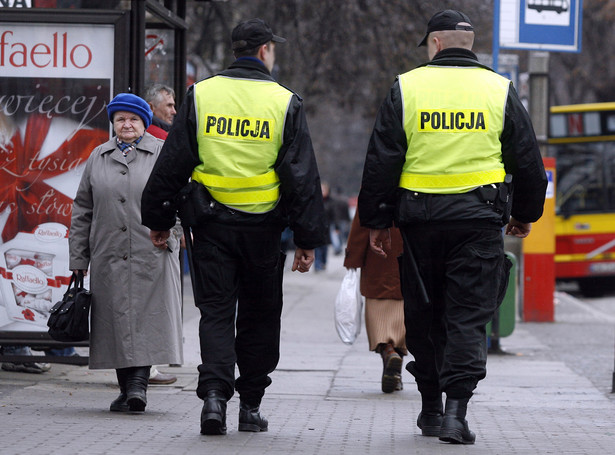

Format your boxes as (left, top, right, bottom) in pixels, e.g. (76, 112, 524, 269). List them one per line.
(0, 266, 72, 288)
(0, 114, 108, 242)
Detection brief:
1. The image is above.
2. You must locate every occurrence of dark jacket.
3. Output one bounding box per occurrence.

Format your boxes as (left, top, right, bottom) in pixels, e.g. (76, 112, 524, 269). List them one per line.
(358, 48, 548, 229)
(141, 58, 328, 249)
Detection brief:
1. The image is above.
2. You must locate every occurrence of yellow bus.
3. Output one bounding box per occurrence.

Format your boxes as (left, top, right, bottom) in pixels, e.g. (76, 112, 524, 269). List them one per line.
(549, 102, 615, 296)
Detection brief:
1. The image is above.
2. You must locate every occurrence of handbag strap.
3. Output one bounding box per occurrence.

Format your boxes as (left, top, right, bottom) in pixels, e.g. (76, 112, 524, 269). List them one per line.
(75, 270, 84, 289)
(63, 271, 84, 298)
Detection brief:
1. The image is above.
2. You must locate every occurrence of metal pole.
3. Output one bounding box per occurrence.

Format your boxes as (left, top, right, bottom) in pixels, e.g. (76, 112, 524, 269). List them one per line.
(176, 0, 187, 104)
(492, 0, 501, 73)
(130, 0, 145, 95)
(528, 51, 550, 154)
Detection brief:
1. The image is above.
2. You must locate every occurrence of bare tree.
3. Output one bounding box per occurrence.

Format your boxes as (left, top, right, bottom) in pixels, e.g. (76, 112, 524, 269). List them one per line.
(184, 0, 615, 195)
(549, 0, 615, 105)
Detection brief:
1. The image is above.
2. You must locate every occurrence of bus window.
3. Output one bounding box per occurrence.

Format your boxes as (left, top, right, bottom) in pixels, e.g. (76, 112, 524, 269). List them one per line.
(555, 143, 607, 216)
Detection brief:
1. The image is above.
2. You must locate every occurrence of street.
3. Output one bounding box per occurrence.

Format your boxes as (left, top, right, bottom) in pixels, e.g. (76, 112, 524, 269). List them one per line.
(1, 252, 615, 454)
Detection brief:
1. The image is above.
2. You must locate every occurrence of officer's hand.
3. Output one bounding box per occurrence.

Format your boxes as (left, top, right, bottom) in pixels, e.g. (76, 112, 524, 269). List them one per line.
(150, 230, 171, 249)
(505, 217, 532, 238)
(292, 248, 315, 273)
(369, 228, 391, 258)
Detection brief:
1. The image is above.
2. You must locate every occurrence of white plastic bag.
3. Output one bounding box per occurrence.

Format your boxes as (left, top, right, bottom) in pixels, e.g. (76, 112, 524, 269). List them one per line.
(334, 268, 363, 344)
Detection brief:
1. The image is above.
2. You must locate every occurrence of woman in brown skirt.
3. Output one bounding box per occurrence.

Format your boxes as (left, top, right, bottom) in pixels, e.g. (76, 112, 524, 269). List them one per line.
(343, 209, 407, 393)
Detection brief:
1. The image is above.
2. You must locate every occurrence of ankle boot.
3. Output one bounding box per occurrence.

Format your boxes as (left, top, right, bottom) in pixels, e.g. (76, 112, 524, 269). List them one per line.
(200, 390, 227, 435)
(416, 395, 443, 437)
(110, 368, 130, 412)
(126, 366, 150, 412)
(238, 401, 268, 432)
(438, 397, 476, 444)
(380, 343, 402, 394)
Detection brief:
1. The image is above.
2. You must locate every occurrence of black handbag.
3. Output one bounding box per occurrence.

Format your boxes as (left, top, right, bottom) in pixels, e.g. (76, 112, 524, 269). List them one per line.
(47, 271, 91, 342)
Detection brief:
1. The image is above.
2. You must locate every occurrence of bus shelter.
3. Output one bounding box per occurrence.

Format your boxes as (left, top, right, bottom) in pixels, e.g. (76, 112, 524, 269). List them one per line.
(0, 0, 191, 365)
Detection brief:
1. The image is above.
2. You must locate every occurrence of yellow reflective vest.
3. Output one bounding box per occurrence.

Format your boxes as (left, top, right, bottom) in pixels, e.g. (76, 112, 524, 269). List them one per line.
(398, 65, 510, 194)
(192, 75, 293, 213)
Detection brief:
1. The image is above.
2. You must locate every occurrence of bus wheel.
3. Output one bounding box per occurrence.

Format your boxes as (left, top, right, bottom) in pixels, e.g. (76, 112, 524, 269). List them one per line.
(578, 277, 613, 298)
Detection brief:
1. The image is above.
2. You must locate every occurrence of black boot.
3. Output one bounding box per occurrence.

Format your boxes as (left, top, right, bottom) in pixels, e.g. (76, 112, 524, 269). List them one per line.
(238, 401, 268, 432)
(438, 397, 476, 444)
(380, 343, 403, 394)
(416, 395, 443, 437)
(110, 368, 130, 412)
(126, 366, 150, 412)
(200, 390, 227, 435)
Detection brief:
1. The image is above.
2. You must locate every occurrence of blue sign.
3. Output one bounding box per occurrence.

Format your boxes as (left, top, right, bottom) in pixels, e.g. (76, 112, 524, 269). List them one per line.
(498, 0, 583, 53)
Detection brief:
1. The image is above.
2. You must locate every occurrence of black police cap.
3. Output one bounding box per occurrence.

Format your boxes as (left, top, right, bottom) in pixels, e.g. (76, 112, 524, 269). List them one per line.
(231, 18, 286, 53)
(418, 10, 474, 47)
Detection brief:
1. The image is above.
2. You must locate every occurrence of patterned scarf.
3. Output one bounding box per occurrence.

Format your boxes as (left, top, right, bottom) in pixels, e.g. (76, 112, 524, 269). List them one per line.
(116, 136, 143, 157)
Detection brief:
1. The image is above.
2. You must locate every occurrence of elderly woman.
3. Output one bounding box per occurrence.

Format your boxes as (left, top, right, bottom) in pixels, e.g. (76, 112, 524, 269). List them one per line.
(343, 209, 407, 394)
(69, 93, 183, 413)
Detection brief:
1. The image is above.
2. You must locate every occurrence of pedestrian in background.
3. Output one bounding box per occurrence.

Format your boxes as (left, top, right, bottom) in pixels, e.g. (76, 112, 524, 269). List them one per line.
(330, 188, 350, 256)
(358, 10, 547, 444)
(144, 83, 176, 139)
(69, 93, 183, 413)
(343, 209, 406, 393)
(1, 346, 51, 374)
(314, 182, 334, 272)
(141, 18, 327, 436)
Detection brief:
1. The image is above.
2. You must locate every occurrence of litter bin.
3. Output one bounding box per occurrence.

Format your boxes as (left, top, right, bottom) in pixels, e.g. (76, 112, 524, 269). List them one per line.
(487, 252, 517, 353)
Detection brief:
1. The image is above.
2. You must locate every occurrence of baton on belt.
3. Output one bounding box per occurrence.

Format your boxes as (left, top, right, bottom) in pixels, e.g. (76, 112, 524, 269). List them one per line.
(406, 243, 430, 306)
(379, 202, 430, 305)
(163, 200, 197, 292)
(181, 224, 197, 293)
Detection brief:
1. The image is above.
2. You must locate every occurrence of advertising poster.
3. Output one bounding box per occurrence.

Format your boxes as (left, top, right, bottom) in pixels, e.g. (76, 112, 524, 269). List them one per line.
(0, 22, 114, 332)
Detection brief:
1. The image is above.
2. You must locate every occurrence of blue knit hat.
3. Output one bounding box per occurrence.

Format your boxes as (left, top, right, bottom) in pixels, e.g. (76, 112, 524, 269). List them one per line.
(107, 93, 153, 128)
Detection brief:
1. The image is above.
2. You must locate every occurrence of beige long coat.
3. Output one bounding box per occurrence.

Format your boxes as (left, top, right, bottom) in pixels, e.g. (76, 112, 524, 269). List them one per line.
(69, 133, 183, 369)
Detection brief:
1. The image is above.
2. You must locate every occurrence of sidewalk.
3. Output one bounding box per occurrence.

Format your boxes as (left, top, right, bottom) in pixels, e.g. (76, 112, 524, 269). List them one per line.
(1, 252, 614, 454)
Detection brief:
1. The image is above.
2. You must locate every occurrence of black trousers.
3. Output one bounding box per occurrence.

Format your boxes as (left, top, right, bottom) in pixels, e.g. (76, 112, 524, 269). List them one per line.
(191, 223, 284, 405)
(399, 223, 511, 399)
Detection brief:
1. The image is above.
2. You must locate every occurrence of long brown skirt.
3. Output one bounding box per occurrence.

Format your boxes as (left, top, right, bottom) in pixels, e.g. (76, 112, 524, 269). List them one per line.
(365, 298, 407, 354)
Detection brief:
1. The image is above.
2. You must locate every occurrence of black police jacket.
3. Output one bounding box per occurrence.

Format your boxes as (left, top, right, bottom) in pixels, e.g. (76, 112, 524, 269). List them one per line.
(141, 58, 328, 250)
(358, 48, 548, 229)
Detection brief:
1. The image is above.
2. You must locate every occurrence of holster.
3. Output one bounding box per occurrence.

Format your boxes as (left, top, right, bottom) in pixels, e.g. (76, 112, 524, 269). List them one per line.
(476, 175, 513, 226)
(496, 175, 513, 226)
(176, 181, 218, 228)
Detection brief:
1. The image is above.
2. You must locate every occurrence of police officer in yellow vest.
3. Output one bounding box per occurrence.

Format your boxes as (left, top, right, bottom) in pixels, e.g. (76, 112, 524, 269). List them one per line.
(358, 10, 547, 445)
(141, 18, 327, 436)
